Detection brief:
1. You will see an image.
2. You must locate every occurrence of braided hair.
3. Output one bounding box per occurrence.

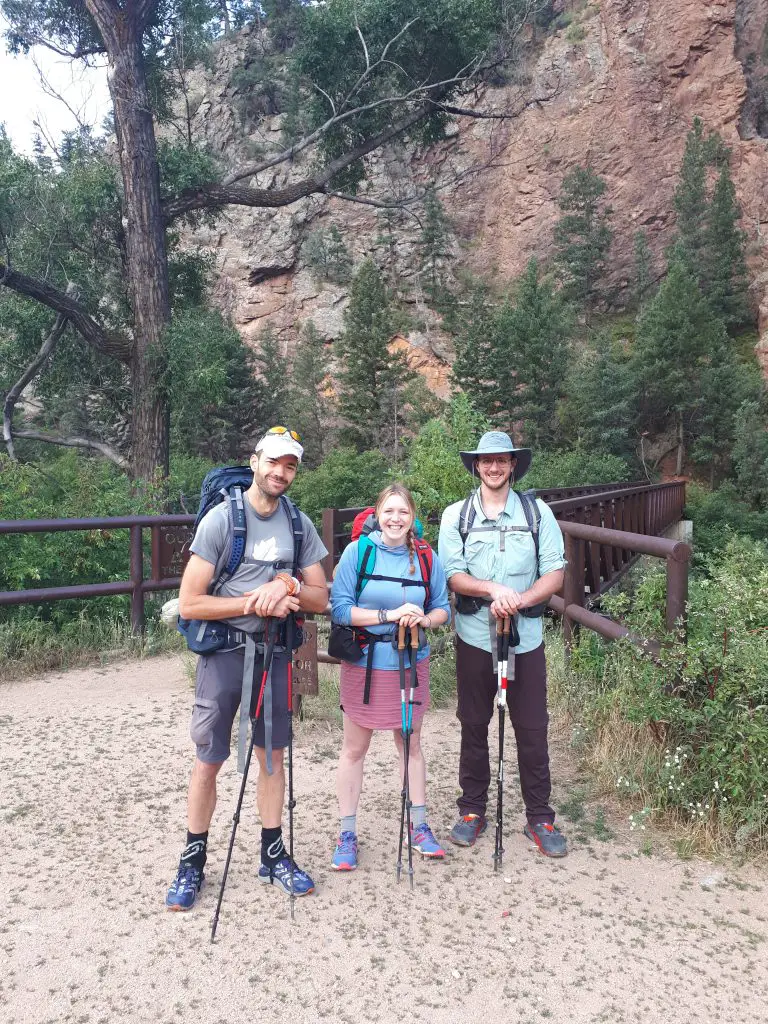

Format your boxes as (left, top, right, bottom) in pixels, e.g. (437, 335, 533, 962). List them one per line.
(375, 482, 418, 575)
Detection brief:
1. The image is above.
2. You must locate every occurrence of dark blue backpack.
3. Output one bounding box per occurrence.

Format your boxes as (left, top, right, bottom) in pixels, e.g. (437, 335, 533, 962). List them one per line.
(177, 465, 304, 651)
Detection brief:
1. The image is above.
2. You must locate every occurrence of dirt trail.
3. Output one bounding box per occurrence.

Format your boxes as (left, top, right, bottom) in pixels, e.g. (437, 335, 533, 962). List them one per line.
(1, 655, 766, 1024)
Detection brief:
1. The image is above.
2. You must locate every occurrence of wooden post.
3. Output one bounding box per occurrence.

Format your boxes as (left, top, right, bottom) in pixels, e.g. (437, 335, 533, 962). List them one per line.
(562, 531, 585, 658)
(129, 524, 145, 634)
(321, 508, 336, 579)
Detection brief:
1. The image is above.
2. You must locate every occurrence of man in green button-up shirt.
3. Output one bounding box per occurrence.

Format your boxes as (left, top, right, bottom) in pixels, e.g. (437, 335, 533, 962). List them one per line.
(438, 431, 568, 857)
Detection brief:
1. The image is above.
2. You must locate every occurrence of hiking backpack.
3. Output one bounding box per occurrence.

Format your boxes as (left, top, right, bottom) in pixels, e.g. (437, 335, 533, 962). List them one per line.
(456, 487, 546, 619)
(177, 465, 304, 651)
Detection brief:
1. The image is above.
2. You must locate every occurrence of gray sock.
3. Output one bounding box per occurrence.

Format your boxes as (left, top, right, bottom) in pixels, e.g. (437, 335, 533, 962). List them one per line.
(411, 804, 427, 828)
(340, 814, 357, 835)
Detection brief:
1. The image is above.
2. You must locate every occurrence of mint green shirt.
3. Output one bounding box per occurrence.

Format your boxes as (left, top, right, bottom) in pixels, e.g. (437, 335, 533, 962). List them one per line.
(438, 489, 566, 654)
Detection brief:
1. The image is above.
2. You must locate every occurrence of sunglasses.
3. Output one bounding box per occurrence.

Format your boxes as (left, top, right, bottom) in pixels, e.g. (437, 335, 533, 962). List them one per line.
(266, 425, 302, 442)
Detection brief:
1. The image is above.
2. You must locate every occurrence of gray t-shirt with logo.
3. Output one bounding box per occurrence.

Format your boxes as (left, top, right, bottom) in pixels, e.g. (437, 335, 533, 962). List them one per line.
(190, 496, 327, 632)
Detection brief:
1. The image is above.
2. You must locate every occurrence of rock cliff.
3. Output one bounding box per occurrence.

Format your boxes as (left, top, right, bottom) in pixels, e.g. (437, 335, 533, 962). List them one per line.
(185, 0, 768, 384)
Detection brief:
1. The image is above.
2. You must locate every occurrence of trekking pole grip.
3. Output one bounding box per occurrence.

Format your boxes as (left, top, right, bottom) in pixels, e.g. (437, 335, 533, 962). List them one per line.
(398, 621, 406, 649)
(410, 624, 419, 650)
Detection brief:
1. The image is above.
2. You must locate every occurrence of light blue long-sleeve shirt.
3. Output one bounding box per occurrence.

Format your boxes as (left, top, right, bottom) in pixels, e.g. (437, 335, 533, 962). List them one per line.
(438, 489, 566, 655)
(330, 532, 451, 670)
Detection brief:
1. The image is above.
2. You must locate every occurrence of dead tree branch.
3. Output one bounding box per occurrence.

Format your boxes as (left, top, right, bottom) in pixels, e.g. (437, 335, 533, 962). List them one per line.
(2, 293, 74, 460)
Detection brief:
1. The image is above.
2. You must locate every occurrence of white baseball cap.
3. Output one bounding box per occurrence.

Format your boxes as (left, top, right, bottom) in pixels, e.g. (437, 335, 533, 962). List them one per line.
(254, 427, 304, 463)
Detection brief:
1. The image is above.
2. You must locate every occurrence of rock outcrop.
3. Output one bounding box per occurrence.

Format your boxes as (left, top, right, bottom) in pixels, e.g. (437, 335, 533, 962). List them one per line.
(185, 0, 768, 381)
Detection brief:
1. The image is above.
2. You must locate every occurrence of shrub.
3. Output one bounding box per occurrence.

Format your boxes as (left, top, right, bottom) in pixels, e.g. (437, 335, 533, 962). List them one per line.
(561, 534, 768, 853)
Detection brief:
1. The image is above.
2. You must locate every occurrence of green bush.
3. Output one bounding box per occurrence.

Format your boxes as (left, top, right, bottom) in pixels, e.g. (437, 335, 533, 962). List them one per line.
(524, 447, 631, 489)
(685, 481, 768, 566)
(563, 534, 768, 852)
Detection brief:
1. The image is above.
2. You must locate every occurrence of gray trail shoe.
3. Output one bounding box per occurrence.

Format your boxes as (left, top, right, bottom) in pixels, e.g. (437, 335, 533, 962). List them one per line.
(449, 814, 488, 847)
(524, 821, 568, 857)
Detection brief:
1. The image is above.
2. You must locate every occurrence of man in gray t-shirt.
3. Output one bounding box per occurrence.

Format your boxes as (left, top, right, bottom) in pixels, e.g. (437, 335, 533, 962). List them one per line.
(166, 428, 329, 912)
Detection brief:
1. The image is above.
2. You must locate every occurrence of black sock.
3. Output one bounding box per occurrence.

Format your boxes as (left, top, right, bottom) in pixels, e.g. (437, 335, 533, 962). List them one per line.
(181, 830, 208, 871)
(261, 826, 285, 869)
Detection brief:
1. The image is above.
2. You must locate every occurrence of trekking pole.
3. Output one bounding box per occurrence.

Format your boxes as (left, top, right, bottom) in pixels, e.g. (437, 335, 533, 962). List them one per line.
(285, 614, 297, 923)
(395, 622, 412, 885)
(404, 622, 419, 890)
(493, 616, 508, 873)
(210, 618, 277, 944)
(493, 615, 520, 873)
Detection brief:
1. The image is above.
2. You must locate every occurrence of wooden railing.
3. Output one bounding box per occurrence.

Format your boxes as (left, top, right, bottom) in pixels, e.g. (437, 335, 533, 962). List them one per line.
(320, 480, 689, 659)
(0, 480, 689, 675)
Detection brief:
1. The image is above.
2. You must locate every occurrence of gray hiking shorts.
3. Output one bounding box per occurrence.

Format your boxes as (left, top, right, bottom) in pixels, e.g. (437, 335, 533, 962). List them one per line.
(190, 647, 290, 764)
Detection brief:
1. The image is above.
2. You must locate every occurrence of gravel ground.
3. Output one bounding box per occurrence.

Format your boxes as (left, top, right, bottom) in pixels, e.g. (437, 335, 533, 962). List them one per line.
(1, 654, 767, 1024)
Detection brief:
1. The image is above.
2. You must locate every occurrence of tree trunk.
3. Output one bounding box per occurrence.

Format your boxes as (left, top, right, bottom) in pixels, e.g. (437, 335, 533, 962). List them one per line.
(675, 411, 685, 476)
(93, 4, 171, 480)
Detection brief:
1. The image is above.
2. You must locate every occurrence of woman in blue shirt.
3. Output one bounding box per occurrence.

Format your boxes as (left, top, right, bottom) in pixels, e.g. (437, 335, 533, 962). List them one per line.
(329, 483, 451, 870)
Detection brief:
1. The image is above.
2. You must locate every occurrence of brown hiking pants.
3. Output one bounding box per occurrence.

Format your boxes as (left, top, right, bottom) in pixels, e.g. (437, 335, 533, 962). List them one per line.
(455, 636, 555, 825)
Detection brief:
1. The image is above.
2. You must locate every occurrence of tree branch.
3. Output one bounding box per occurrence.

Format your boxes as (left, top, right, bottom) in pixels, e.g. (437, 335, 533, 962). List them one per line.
(3, 299, 72, 461)
(10, 429, 129, 470)
(0, 264, 132, 365)
(165, 103, 431, 221)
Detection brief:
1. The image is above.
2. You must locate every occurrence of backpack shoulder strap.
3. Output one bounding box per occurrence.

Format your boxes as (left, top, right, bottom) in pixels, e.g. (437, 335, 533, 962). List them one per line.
(413, 538, 434, 607)
(518, 489, 541, 574)
(458, 491, 478, 553)
(211, 484, 248, 593)
(280, 495, 304, 576)
(355, 536, 376, 601)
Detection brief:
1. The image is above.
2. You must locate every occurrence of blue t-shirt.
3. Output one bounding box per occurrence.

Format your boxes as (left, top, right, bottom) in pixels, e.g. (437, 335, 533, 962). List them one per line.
(330, 532, 450, 671)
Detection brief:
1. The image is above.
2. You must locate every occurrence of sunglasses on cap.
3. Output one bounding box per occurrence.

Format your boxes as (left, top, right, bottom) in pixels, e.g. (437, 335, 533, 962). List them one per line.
(266, 425, 302, 442)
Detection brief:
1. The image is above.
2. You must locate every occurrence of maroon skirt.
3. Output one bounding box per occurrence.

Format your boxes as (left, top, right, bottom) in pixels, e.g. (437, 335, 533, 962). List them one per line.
(339, 657, 431, 730)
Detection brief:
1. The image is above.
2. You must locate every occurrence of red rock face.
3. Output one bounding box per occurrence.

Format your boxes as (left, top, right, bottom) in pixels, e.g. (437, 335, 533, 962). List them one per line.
(445, 0, 768, 376)
(187, 2, 768, 379)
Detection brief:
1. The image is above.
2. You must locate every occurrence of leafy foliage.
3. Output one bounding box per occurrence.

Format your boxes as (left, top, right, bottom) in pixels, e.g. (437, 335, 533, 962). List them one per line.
(164, 307, 263, 461)
(568, 536, 768, 851)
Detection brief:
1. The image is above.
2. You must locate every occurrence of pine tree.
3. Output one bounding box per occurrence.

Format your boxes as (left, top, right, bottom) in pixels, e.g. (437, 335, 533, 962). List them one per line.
(493, 260, 572, 446)
(418, 186, 453, 304)
(253, 325, 291, 435)
(673, 117, 711, 271)
(286, 321, 334, 467)
(703, 164, 750, 327)
(303, 223, 353, 284)
(450, 280, 500, 417)
(560, 331, 636, 461)
(335, 260, 414, 456)
(732, 395, 768, 508)
(553, 166, 613, 313)
(633, 256, 727, 475)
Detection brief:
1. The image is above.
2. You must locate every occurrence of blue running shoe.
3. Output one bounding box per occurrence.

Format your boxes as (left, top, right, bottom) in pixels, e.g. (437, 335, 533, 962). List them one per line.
(411, 822, 445, 859)
(258, 856, 315, 896)
(331, 831, 359, 871)
(165, 862, 204, 911)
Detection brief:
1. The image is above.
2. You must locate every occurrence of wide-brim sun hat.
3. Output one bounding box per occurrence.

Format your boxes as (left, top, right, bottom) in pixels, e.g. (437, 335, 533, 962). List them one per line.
(459, 430, 532, 481)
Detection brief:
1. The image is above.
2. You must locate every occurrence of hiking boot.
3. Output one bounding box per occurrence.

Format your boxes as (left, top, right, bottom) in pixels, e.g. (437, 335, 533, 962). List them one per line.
(331, 831, 359, 871)
(258, 856, 315, 896)
(411, 822, 445, 858)
(165, 862, 204, 911)
(449, 814, 488, 847)
(524, 821, 568, 858)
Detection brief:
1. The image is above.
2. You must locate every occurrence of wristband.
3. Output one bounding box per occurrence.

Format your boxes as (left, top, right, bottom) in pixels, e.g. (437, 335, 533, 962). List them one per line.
(378, 608, 389, 624)
(275, 572, 300, 596)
